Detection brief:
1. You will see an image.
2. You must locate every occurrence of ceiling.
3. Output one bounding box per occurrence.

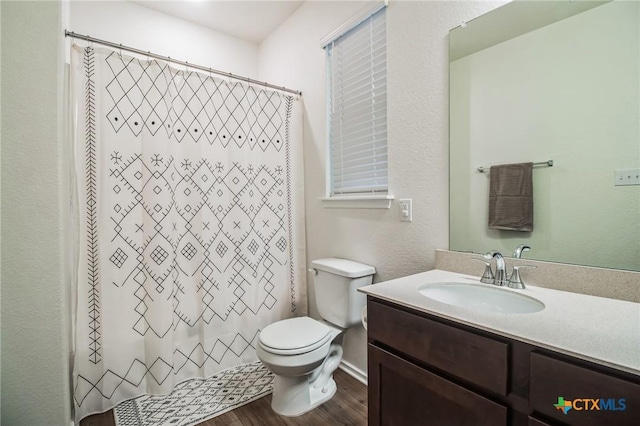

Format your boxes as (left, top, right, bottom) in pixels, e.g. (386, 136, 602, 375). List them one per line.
(131, 0, 305, 44)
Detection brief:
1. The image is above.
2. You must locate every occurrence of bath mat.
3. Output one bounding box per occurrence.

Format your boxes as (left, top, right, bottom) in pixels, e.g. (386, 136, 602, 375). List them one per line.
(114, 361, 273, 426)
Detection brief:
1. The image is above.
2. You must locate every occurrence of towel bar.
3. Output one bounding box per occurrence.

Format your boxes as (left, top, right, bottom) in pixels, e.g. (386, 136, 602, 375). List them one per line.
(477, 160, 553, 173)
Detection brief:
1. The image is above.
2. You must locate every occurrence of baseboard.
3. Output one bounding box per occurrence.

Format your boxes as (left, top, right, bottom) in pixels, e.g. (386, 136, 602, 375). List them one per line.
(339, 360, 368, 386)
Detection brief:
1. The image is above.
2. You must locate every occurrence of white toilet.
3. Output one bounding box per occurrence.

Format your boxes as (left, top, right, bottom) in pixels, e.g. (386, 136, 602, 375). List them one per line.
(256, 258, 375, 417)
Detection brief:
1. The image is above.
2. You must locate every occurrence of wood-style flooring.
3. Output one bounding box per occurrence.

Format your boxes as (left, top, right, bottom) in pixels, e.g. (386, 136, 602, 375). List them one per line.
(80, 369, 367, 426)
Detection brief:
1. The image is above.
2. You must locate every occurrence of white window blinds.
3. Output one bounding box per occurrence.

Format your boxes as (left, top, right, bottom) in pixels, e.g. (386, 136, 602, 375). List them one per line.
(327, 7, 387, 196)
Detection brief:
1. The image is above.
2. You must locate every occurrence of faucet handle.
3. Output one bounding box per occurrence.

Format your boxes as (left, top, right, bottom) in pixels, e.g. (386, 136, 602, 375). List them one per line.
(471, 257, 495, 284)
(508, 265, 537, 289)
(513, 244, 531, 259)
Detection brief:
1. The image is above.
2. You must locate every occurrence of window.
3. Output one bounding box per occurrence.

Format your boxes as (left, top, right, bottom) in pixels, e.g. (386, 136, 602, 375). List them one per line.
(326, 6, 388, 200)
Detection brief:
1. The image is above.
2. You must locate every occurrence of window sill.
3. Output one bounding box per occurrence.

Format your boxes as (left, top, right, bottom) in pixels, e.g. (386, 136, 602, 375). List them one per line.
(319, 195, 395, 209)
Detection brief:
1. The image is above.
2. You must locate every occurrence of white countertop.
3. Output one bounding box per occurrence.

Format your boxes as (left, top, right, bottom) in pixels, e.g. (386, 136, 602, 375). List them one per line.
(359, 269, 640, 376)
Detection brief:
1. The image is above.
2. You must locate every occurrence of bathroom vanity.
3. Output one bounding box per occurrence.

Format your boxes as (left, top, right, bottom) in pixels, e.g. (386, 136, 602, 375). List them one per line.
(360, 270, 640, 425)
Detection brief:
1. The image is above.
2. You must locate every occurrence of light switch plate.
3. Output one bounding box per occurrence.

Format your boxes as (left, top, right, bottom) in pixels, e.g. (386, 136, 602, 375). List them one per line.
(399, 198, 412, 222)
(614, 169, 640, 186)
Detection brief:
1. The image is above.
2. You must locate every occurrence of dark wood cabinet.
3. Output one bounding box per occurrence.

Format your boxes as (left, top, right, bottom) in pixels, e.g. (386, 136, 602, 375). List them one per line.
(367, 299, 509, 395)
(529, 352, 640, 426)
(367, 297, 640, 426)
(368, 344, 507, 426)
(528, 416, 553, 426)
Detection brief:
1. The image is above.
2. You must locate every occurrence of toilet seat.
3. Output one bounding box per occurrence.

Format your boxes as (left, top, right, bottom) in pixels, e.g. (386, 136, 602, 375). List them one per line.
(259, 317, 333, 355)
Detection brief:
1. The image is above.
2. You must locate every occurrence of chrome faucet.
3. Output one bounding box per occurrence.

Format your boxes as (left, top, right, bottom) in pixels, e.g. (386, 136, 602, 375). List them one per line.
(475, 250, 534, 289)
(513, 244, 530, 259)
(490, 251, 509, 286)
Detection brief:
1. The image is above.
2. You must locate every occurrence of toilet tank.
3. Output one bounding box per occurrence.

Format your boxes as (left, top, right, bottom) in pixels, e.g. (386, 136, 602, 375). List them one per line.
(311, 258, 375, 328)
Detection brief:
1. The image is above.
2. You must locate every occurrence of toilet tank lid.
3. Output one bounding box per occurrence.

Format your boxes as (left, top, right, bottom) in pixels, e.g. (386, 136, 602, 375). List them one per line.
(311, 258, 376, 278)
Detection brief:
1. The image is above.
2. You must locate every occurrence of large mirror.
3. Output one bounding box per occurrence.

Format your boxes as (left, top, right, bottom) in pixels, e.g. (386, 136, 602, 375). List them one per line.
(449, 0, 640, 271)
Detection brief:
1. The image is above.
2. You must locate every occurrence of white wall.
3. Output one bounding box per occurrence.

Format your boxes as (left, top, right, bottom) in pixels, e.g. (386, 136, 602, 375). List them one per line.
(1, 1, 71, 424)
(450, 1, 640, 271)
(259, 0, 504, 374)
(70, 0, 259, 77)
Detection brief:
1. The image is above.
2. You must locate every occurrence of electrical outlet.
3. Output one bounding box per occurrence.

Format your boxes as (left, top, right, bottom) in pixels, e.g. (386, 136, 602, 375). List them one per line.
(614, 169, 640, 186)
(399, 198, 412, 222)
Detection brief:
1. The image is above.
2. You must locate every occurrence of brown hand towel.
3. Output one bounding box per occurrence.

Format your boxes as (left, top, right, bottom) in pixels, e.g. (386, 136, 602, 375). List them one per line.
(488, 162, 533, 232)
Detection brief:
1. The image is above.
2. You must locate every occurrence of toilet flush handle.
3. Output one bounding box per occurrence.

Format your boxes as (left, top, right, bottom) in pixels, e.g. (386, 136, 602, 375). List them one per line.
(309, 268, 317, 276)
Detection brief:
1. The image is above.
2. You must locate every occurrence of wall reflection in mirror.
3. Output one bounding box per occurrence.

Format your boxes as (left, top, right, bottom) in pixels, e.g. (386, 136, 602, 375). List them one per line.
(449, 0, 639, 271)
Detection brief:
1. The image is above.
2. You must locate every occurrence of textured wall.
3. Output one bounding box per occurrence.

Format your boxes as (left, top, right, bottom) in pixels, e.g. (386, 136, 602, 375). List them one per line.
(259, 0, 505, 374)
(1, 1, 71, 424)
(70, 0, 259, 77)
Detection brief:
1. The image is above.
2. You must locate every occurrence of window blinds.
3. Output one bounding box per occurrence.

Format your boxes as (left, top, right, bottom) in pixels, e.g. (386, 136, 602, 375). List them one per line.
(327, 8, 387, 195)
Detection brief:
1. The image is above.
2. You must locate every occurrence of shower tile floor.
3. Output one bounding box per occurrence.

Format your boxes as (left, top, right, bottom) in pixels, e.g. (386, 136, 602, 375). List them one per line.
(80, 369, 367, 426)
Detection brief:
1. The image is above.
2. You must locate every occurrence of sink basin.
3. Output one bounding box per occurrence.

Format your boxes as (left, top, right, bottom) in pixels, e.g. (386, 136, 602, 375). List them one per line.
(418, 282, 545, 314)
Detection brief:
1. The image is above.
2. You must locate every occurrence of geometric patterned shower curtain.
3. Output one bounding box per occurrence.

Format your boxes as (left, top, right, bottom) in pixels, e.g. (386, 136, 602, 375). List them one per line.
(70, 45, 306, 422)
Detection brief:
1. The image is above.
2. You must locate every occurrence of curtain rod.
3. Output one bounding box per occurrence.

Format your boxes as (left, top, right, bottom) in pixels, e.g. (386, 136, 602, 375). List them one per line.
(64, 31, 302, 96)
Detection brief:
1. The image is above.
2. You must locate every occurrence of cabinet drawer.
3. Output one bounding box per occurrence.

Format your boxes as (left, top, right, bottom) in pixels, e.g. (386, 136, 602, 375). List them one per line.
(367, 299, 509, 395)
(368, 344, 507, 426)
(530, 352, 640, 425)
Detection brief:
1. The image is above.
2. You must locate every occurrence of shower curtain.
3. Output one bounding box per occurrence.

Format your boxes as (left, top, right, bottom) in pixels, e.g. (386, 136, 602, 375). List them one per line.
(70, 45, 306, 422)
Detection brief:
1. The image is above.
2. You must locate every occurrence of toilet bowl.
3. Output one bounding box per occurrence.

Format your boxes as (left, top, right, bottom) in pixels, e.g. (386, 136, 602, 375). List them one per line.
(256, 258, 375, 417)
(257, 316, 343, 416)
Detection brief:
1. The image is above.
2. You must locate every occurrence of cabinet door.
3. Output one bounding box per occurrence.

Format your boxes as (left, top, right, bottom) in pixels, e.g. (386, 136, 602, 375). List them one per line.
(530, 352, 640, 425)
(368, 344, 507, 426)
